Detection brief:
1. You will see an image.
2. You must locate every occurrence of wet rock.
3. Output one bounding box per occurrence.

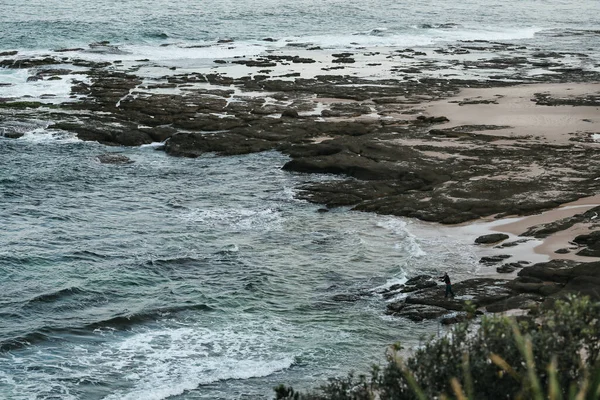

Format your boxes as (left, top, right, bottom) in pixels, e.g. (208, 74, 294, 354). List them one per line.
(415, 115, 449, 124)
(573, 231, 600, 257)
(331, 294, 361, 302)
(51, 118, 154, 146)
(281, 109, 299, 118)
(1, 126, 25, 139)
(53, 48, 85, 53)
(496, 239, 530, 248)
(479, 255, 512, 264)
(164, 131, 275, 158)
(386, 303, 450, 322)
(497, 263, 521, 273)
(555, 248, 570, 254)
(576, 248, 600, 257)
(401, 275, 437, 292)
(292, 57, 316, 64)
(475, 233, 510, 244)
(332, 57, 355, 64)
(0, 56, 62, 68)
(404, 278, 514, 311)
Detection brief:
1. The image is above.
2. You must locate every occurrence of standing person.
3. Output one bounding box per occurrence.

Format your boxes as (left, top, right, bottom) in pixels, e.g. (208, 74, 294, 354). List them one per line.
(439, 272, 455, 298)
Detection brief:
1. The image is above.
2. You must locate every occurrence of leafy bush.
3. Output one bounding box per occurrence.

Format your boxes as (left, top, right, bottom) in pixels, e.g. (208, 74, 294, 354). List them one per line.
(275, 295, 600, 400)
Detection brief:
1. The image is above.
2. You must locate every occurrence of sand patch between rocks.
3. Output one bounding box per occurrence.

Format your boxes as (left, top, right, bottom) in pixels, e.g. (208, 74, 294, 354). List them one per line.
(423, 83, 600, 145)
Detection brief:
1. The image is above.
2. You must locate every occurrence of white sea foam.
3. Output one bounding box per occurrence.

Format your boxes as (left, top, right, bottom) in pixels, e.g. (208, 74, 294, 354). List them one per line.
(18, 127, 81, 144)
(0, 68, 88, 104)
(48, 42, 271, 67)
(181, 207, 282, 231)
(139, 141, 166, 149)
(1, 321, 296, 400)
(423, 26, 541, 44)
(274, 26, 541, 50)
(102, 322, 294, 399)
(376, 217, 427, 258)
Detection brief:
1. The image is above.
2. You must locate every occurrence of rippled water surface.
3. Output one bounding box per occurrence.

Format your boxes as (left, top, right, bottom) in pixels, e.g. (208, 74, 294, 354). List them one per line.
(0, 133, 483, 399)
(1, 0, 599, 51)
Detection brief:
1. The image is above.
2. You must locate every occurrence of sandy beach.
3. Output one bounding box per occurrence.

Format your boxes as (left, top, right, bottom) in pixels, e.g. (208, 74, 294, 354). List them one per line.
(417, 83, 600, 266)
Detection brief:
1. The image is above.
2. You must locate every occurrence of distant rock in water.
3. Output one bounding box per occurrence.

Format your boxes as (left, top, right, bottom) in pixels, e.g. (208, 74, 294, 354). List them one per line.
(96, 153, 134, 164)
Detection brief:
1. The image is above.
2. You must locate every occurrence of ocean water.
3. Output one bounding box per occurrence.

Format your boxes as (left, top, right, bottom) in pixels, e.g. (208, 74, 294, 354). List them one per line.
(0, 131, 484, 399)
(1, 0, 600, 58)
(1, 1, 599, 399)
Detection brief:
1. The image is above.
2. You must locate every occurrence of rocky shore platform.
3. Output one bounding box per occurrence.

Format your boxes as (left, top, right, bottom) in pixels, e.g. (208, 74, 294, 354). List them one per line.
(2, 39, 600, 323)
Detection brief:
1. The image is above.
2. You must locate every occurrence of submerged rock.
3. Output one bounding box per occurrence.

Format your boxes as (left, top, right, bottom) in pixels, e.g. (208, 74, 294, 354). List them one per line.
(95, 153, 134, 164)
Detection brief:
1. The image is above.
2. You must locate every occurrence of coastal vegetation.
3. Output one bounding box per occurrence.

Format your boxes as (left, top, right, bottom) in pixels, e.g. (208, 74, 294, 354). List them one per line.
(275, 295, 600, 399)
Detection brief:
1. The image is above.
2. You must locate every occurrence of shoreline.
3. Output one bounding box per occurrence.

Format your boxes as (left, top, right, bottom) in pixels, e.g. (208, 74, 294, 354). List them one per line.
(2, 38, 600, 325)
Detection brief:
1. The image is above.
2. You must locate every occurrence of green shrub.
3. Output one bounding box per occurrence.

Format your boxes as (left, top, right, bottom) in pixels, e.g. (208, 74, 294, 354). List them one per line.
(275, 295, 600, 400)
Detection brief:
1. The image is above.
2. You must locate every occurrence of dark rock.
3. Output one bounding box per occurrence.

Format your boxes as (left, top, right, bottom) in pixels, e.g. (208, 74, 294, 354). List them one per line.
(331, 294, 361, 302)
(475, 233, 510, 244)
(555, 248, 570, 254)
(538, 283, 563, 296)
(281, 109, 299, 118)
(551, 276, 600, 300)
(506, 276, 563, 296)
(292, 57, 316, 64)
(415, 115, 449, 124)
(386, 301, 405, 314)
(0, 51, 18, 56)
(485, 293, 543, 313)
(479, 255, 512, 264)
(53, 48, 84, 53)
(402, 275, 437, 292)
(332, 58, 355, 64)
(387, 303, 450, 322)
(576, 248, 600, 257)
(573, 231, 600, 247)
(518, 259, 600, 283)
(496, 263, 521, 273)
(573, 231, 600, 256)
(1, 127, 25, 139)
(405, 275, 432, 286)
(497, 239, 530, 248)
(164, 131, 274, 158)
(404, 278, 514, 311)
